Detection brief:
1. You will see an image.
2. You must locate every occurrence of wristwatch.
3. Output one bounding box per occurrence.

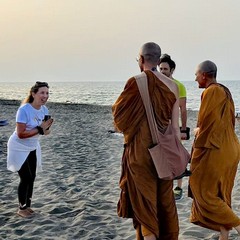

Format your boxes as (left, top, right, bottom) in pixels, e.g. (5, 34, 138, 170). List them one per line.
(36, 126, 44, 135)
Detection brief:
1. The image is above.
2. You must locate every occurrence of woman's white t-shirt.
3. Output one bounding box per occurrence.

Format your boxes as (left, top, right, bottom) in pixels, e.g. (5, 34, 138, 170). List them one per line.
(7, 103, 49, 172)
(14, 103, 49, 147)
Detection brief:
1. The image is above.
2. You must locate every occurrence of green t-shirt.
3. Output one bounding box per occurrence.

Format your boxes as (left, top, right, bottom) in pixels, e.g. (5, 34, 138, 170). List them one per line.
(173, 79, 186, 98)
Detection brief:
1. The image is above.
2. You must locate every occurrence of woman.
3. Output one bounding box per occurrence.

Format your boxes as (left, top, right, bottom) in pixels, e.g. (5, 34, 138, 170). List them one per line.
(7, 81, 53, 218)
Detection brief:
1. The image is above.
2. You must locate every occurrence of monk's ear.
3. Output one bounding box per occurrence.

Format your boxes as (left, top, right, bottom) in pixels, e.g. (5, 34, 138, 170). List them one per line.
(140, 55, 144, 64)
(202, 72, 207, 79)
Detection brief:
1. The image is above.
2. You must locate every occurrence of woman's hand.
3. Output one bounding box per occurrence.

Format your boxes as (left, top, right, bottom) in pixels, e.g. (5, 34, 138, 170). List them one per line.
(44, 129, 51, 135)
(40, 118, 54, 134)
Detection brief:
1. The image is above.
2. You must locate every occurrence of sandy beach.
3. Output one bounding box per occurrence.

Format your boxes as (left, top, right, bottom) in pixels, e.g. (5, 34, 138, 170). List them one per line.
(1, 99, 240, 240)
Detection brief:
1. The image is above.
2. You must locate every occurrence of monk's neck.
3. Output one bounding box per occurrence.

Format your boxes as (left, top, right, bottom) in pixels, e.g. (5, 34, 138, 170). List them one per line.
(143, 66, 158, 72)
(206, 79, 217, 88)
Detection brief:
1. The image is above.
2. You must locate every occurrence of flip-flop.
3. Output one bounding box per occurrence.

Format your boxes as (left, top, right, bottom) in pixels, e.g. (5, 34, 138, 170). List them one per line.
(0, 120, 8, 126)
(17, 209, 32, 218)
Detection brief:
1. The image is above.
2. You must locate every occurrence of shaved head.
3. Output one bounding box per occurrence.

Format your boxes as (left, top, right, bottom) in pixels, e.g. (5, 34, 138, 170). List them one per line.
(198, 60, 217, 78)
(140, 42, 161, 65)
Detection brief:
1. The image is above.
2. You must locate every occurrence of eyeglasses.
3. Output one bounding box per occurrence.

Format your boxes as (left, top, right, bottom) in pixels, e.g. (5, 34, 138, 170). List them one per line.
(136, 55, 143, 62)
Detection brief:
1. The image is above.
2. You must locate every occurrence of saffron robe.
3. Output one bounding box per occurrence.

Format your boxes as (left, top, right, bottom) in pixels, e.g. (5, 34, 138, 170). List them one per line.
(189, 83, 240, 231)
(112, 71, 179, 239)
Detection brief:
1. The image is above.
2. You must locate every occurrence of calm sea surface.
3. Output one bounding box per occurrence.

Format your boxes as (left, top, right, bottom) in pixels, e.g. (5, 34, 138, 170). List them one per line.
(0, 81, 239, 111)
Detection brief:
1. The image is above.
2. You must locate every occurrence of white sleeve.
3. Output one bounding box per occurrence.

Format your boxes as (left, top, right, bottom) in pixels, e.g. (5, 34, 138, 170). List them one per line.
(16, 108, 28, 124)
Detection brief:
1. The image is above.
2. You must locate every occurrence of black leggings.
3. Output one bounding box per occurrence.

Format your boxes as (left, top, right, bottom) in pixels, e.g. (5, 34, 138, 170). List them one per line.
(18, 150, 37, 210)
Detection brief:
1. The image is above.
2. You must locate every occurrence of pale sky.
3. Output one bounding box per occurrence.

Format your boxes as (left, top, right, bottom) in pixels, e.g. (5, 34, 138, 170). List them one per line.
(0, 0, 239, 82)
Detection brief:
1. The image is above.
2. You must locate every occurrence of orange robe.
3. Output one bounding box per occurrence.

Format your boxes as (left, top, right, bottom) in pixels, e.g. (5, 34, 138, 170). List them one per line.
(112, 71, 179, 239)
(189, 83, 240, 231)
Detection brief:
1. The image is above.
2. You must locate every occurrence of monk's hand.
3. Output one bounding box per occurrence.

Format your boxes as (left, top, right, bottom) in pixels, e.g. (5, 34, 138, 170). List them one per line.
(181, 132, 187, 140)
(194, 127, 200, 136)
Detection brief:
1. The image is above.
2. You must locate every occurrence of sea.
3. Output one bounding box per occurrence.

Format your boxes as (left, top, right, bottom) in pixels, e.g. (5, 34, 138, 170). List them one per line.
(0, 81, 240, 112)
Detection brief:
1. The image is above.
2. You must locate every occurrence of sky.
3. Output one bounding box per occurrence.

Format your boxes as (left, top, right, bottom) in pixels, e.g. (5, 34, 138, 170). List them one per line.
(0, 0, 240, 82)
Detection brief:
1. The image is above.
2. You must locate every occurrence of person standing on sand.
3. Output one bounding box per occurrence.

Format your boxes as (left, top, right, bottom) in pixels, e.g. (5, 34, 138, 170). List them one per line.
(189, 60, 240, 240)
(159, 54, 189, 201)
(113, 42, 180, 240)
(7, 82, 53, 218)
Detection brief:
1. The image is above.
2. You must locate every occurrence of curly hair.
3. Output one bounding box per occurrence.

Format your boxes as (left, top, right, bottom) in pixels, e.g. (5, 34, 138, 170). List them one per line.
(159, 54, 176, 70)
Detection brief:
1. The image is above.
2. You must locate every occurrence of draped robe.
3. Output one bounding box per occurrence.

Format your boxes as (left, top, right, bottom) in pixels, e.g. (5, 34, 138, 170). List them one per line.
(189, 83, 240, 231)
(112, 70, 179, 239)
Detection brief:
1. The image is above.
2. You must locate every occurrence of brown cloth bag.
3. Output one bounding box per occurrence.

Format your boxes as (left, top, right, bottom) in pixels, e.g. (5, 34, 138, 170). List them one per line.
(135, 72, 190, 180)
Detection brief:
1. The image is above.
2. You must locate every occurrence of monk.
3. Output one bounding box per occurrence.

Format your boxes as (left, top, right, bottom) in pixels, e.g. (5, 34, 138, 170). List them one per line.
(189, 60, 240, 240)
(112, 42, 180, 240)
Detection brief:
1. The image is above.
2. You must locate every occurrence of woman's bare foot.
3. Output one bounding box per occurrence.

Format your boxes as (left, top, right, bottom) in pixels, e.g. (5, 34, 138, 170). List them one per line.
(17, 209, 32, 218)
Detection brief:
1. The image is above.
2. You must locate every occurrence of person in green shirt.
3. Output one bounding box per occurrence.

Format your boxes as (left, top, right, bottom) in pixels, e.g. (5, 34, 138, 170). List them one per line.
(159, 54, 189, 201)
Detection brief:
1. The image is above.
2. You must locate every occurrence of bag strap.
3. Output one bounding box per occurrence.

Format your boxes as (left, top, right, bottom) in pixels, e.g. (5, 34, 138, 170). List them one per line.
(135, 72, 159, 144)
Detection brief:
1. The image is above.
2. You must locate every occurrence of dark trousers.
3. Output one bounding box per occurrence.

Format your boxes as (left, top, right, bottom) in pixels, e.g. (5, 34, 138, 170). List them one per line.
(18, 150, 37, 209)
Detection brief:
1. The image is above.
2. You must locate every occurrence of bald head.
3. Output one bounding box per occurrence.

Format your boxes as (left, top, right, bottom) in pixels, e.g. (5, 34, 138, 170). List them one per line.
(198, 60, 217, 78)
(140, 42, 161, 65)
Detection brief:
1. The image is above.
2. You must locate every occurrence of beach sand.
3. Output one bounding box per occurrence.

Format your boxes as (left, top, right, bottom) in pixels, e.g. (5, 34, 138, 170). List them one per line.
(1, 99, 240, 240)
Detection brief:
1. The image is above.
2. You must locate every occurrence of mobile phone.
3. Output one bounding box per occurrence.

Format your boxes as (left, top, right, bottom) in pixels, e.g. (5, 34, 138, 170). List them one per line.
(44, 115, 51, 130)
(44, 115, 51, 121)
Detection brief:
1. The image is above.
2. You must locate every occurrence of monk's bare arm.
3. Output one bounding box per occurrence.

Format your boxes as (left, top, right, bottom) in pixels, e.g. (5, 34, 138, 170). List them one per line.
(179, 97, 188, 140)
(171, 81, 181, 140)
(179, 97, 187, 130)
(170, 83, 180, 140)
(171, 98, 180, 140)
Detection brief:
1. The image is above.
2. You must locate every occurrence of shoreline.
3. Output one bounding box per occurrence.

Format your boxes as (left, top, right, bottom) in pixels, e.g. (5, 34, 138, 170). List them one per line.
(0, 98, 200, 111)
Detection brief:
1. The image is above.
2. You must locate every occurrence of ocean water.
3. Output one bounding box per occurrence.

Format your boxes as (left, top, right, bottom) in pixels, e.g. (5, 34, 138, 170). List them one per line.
(0, 81, 239, 111)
